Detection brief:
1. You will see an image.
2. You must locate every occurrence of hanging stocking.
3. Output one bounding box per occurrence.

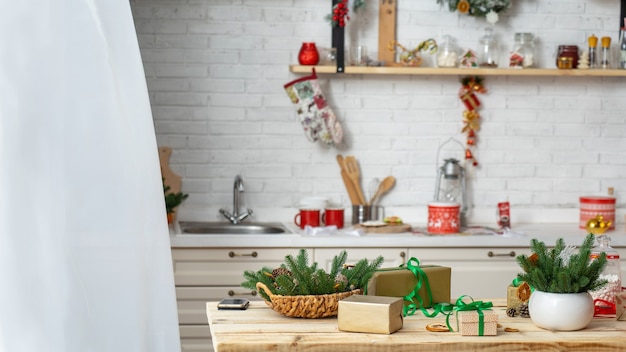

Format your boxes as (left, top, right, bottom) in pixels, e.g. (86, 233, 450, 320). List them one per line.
(284, 69, 343, 145)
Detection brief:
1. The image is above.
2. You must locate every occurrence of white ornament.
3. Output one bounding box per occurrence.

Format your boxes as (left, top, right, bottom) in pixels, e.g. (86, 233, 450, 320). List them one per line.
(486, 10, 499, 25)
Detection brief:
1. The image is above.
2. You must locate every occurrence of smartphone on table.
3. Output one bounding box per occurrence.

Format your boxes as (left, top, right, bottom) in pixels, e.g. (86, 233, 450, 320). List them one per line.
(217, 298, 250, 310)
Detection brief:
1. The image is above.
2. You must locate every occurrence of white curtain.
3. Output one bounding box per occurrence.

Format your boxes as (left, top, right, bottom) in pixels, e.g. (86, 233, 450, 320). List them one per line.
(0, 1, 181, 351)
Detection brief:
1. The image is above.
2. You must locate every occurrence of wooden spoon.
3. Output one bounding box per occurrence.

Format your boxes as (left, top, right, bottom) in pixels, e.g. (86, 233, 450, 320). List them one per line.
(336, 155, 359, 205)
(369, 176, 396, 205)
(343, 156, 367, 205)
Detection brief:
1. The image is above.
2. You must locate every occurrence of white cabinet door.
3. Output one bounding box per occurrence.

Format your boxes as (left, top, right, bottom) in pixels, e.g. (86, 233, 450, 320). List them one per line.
(315, 248, 408, 271)
(172, 248, 309, 352)
(409, 247, 532, 300)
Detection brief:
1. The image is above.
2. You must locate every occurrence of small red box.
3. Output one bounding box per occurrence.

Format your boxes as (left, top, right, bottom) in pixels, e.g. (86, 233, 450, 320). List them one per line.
(580, 196, 615, 230)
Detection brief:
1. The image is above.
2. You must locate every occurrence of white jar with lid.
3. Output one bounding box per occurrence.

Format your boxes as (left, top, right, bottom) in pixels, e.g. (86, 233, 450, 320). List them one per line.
(510, 32, 536, 68)
(436, 35, 459, 68)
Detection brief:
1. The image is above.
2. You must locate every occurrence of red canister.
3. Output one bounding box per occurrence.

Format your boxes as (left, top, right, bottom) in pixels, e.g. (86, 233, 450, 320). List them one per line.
(428, 202, 461, 234)
(580, 196, 615, 230)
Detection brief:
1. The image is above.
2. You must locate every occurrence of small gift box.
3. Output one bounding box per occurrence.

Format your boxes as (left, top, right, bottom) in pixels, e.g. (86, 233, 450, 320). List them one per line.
(457, 310, 498, 336)
(338, 295, 404, 334)
(507, 284, 523, 311)
(616, 291, 626, 321)
(460, 91, 481, 111)
(366, 264, 451, 309)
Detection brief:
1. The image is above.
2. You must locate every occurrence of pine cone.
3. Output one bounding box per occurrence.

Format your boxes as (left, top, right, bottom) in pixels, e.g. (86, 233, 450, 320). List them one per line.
(506, 307, 517, 317)
(519, 303, 530, 318)
(272, 267, 293, 279)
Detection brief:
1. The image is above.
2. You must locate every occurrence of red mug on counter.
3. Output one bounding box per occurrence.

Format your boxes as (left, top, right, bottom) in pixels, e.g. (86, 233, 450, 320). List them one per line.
(294, 209, 321, 229)
(322, 208, 344, 229)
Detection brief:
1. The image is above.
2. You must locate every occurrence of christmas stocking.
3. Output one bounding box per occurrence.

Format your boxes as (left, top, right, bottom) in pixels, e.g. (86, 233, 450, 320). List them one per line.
(284, 69, 343, 145)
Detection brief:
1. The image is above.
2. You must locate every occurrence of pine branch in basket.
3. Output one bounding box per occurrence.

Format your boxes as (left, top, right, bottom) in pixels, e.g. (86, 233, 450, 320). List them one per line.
(240, 249, 383, 299)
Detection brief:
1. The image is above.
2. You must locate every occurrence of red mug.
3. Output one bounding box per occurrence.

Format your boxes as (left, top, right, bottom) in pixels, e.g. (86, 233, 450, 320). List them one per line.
(294, 209, 321, 229)
(322, 208, 344, 229)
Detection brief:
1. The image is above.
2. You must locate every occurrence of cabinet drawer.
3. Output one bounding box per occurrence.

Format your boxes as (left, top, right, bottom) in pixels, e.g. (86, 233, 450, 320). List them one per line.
(172, 248, 306, 286)
(176, 287, 262, 325)
(180, 325, 213, 352)
(315, 248, 408, 270)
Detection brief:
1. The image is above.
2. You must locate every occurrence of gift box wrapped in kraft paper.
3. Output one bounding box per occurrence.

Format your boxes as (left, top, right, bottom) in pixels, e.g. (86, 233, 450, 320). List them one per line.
(507, 281, 531, 311)
(457, 310, 498, 336)
(338, 295, 404, 334)
(366, 260, 451, 309)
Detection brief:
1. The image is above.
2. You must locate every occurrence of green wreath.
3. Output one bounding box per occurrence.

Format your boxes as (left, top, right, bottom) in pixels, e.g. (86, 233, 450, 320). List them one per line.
(437, 0, 511, 18)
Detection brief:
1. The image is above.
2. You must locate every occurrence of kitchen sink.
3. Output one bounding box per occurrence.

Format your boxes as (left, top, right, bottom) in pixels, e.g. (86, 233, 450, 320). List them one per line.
(179, 221, 288, 235)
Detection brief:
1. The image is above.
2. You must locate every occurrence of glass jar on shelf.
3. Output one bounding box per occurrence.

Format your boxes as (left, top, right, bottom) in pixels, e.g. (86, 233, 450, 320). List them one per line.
(436, 35, 459, 68)
(509, 33, 536, 68)
(478, 28, 499, 67)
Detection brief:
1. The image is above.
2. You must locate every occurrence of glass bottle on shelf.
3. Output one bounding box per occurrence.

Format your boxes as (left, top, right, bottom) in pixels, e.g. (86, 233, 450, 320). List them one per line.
(509, 33, 535, 68)
(478, 27, 499, 67)
(619, 27, 626, 69)
(588, 216, 622, 316)
(600, 36, 611, 69)
(436, 35, 459, 68)
(588, 34, 598, 69)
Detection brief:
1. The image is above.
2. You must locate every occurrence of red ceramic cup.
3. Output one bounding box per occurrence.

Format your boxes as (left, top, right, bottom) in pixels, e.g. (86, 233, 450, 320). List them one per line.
(322, 208, 344, 229)
(427, 202, 460, 234)
(294, 209, 321, 229)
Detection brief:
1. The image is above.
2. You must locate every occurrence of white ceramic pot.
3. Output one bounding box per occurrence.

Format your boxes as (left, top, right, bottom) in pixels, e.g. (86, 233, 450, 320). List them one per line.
(528, 290, 594, 331)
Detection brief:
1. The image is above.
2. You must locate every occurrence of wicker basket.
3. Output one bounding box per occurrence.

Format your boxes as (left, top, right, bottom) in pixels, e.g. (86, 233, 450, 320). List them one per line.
(256, 282, 361, 318)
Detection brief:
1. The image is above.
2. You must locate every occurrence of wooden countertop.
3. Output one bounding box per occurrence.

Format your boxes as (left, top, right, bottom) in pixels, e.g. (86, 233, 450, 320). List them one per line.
(207, 300, 626, 352)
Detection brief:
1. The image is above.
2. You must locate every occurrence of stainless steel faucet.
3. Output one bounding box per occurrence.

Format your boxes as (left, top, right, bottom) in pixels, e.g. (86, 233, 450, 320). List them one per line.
(219, 175, 253, 224)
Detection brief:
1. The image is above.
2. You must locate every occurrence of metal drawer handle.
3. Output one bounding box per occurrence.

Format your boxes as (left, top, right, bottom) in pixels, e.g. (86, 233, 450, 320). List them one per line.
(228, 290, 257, 296)
(487, 251, 516, 257)
(228, 251, 258, 258)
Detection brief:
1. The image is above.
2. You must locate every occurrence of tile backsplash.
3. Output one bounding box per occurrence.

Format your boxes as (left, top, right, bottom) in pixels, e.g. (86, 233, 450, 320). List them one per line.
(131, 0, 626, 218)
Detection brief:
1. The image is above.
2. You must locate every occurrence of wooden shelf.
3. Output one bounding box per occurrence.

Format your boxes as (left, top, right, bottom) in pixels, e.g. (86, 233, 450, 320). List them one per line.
(290, 65, 626, 77)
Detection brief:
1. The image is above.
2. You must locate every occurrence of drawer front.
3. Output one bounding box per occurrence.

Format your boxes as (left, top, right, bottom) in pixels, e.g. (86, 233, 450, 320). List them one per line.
(176, 287, 262, 324)
(172, 248, 305, 286)
(315, 248, 408, 270)
(180, 325, 213, 352)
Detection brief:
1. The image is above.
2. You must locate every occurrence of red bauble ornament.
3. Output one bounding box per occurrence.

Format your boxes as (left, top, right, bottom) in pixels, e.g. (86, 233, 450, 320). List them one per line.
(298, 42, 320, 65)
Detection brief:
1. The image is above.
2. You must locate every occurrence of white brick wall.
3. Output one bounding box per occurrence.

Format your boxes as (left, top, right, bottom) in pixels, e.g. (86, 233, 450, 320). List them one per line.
(130, 0, 626, 215)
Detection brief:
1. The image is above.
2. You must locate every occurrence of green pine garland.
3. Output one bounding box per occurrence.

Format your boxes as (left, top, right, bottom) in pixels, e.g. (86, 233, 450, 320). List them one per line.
(241, 249, 384, 300)
(437, 0, 511, 18)
(516, 234, 608, 294)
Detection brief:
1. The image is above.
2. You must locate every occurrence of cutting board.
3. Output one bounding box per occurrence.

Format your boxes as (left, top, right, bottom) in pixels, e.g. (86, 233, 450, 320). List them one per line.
(158, 146, 181, 195)
(354, 223, 411, 233)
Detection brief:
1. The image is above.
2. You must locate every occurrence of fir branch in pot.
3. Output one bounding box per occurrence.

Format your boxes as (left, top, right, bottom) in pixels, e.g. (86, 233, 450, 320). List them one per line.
(163, 179, 188, 220)
(516, 233, 607, 294)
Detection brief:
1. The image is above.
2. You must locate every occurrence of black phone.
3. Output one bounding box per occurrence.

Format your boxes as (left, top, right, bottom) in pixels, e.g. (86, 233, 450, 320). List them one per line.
(217, 298, 250, 310)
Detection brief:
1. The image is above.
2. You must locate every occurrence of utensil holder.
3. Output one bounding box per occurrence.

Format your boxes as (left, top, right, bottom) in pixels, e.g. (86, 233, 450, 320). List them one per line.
(352, 205, 384, 224)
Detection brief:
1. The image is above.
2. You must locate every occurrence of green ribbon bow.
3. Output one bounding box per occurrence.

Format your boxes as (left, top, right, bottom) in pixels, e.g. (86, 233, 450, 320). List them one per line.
(445, 296, 493, 335)
(401, 257, 454, 318)
(401, 257, 493, 334)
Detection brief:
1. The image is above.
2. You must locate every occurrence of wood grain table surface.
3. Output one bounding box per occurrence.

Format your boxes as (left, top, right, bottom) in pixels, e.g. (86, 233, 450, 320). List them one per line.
(207, 299, 626, 352)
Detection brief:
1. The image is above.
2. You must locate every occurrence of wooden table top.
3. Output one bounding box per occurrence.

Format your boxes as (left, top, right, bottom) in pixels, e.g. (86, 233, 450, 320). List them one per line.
(206, 299, 626, 352)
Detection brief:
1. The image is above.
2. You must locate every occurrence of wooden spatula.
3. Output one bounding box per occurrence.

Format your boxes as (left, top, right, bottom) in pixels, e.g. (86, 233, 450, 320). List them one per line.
(369, 176, 396, 205)
(336, 155, 359, 205)
(344, 156, 366, 205)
